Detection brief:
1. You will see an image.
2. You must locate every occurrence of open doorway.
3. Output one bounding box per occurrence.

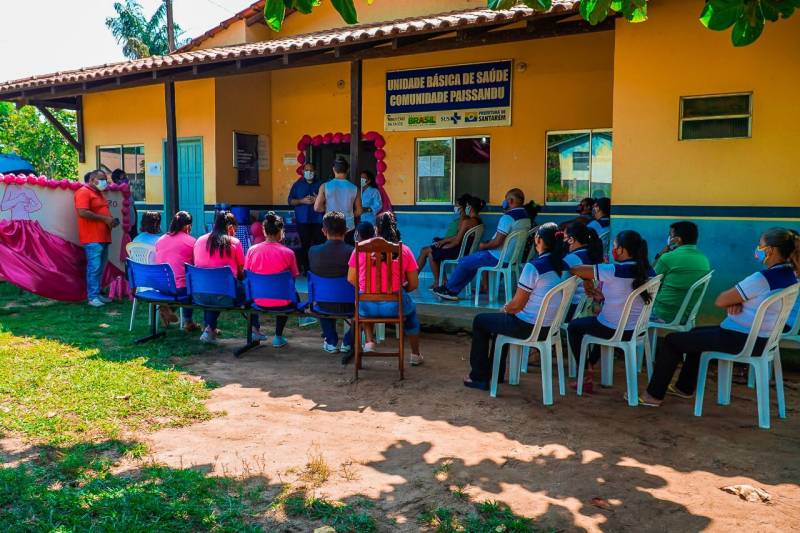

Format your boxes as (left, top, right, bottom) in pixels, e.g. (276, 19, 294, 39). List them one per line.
(455, 136, 490, 201)
(307, 141, 377, 181)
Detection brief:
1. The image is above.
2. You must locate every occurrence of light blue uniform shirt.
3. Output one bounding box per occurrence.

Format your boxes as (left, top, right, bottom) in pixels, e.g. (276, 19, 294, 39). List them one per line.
(360, 186, 382, 226)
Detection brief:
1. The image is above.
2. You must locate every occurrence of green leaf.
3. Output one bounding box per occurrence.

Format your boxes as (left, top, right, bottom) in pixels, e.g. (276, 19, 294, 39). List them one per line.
(293, 0, 317, 15)
(700, 0, 742, 31)
(264, 0, 287, 31)
(489, 0, 518, 9)
(330, 0, 358, 24)
(521, 0, 553, 10)
(580, 0, 614, 26)
(731, 3, 765, 45)
(623, 1, 648, 23)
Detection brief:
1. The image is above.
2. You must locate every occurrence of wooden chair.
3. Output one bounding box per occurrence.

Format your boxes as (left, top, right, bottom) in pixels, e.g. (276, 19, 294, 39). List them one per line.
(353, 237, 405, 380)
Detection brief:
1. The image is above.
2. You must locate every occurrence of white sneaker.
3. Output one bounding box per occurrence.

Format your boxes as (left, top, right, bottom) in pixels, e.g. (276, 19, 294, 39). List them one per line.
(88, 298, 105, 308)
(98, 295, 113, 304)
(339, 344, 351, 353)
(363, 342, 376, 353)
(251, 330, 268, 342)
(200, 331, 218, 345)
(323, 342, 338, 353)
(410, 353, 424, 366)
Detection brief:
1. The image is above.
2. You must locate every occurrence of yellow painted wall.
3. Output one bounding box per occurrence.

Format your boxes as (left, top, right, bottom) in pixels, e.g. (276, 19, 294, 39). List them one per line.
(215, 72, 272, 205)
(269, 31, 615, 205)
(612, 0, 800, 207)
(192, 19, 246, 50)
(79, 79, 217, 204)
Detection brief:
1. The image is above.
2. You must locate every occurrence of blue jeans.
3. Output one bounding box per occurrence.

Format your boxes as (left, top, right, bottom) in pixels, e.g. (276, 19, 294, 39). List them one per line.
(194, 282, 260, 331)
(320, 318, 354, 347)
(445, 250, 499, 294)
(359, 291, 420, 335)
(84, 242, 109, 300)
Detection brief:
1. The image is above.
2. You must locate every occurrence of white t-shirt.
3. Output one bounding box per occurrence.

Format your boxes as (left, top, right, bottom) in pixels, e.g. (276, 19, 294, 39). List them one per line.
(489, 207, 531, 260)
(563, 247, 598, 305)
(721, 263, 798, 337)
(595, 261, 656, 330)
(516, 253, 565, 326)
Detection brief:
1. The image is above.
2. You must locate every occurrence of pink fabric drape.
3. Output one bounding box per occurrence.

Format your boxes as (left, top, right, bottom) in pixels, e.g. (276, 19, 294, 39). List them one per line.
(376, 185, 393, 215)
(0, 220, 87, 301)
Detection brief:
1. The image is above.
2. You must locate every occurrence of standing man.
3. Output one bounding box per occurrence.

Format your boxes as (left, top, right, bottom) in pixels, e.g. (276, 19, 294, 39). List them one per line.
(288, 162, 324, 273)
(75, 170, 119, 307)
(314, 158, 362, 232)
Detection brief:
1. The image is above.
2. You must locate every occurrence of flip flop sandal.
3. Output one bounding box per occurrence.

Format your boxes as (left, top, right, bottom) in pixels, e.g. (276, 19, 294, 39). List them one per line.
(624, 392, 661, 407)
(666, 384, 694, 399)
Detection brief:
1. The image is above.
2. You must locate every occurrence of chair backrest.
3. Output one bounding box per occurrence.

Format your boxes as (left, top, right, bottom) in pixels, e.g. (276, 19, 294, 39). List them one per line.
(738, 283, 800, 359)
(670, 270, 714, 327)
(609, 274, 663, 341)
(524, 276, 579, 343)
(354, 237, 404, 314)
(784, 299, 800, 338)
(525, 225, 540, 263)
(495, 229, 528, 267)
(467, 224, 485, 255)
(185, 264, 238, 300)
(570, 293, 594, 321)
(126, 242, 156, 264)
(126, 260, 177, 295)
(307, 273, 355, 307)
(243, 270, 298, 305)
(599, 231, 611, 257)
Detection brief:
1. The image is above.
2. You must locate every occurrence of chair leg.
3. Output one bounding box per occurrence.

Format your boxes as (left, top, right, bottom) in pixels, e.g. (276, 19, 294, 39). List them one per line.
(717, 360, 733, 405)
(554, 338, 566, 397)
(135, 303, 166, 344)
(694, 354, 712, 417)
(474, 269, 483, 307)
(600, 346, 614, 387)
(354, 322, 361, 380)
(774, 355, 786, 419)
(753, 362, 771, 429)
(643, 335, 654, 380)
(577, 340, 590, 396)
(129, 298, 137, 332)
(566, 334, 577, 379)
(623, 345, 639, 407)
(540, 344, 553, 406)
(398, 321, 404, 381)
(508, 345, 522, 386)
(503, 270, 512, 304)
(521, 346, 530, 374)
(235, 311, 260, 358)
(376, 323, 386, 343)
(747, 365, 755, 389)
(489, 338, 505, 398)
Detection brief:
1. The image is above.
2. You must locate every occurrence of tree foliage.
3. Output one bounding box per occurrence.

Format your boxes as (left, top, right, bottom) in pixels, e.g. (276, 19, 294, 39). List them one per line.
(265, 0, 798, 46)
(0, 103, 78, 180)
(105, 0, 189, 59)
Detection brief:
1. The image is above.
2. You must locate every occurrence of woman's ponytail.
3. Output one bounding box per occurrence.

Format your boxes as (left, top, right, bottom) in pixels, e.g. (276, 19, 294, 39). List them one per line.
(764, 227, 800, 277)
(616, 230, 652, 304)
(565, 222, 604, 264)
(536, 222, 567, 276)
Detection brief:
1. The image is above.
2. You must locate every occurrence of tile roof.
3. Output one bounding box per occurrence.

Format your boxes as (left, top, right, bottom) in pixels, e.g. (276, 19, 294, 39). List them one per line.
(0, 2, 579, 97)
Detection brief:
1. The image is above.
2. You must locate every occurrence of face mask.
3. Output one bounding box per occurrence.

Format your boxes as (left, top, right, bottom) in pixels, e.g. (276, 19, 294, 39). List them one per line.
(96, 179, 108, 191)
(465, 206, 472, 216)
(501, 199, 509, 211)
(361, 178, 368, 188)
(453, 206, 461, 215)
(303, 171, 314, 181)
(754, 246, 768, 264)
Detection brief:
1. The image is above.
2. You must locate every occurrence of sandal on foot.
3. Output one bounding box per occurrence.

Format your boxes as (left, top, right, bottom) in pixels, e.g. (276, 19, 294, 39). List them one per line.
(624, 392, 661, 407)
(666, 383, 694, 399)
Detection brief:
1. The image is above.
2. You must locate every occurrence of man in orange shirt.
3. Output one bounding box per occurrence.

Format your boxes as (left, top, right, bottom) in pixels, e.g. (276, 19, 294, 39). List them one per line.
(74, 170, 119, 307)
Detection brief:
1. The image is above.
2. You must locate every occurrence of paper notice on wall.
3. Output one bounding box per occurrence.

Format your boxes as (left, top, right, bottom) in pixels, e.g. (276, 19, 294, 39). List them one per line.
(283, 154, 297, 166)
(146, 162, 161, 176)
(257, 135, 269, 170)
(418, 156, 431, 177)
(430, 155, 445, 176)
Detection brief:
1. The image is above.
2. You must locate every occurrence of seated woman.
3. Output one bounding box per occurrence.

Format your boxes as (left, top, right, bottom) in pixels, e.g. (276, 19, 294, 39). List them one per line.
(567, 230, 655, 394)
(640, 228, 800, 407)
(154, 210, 199, 331)
(245, 212, 300, 349)
(250, 212, 266, 246)
(417, 194, 469, 275)
(347, 212, 424, 366)
(562, 222, 605, 319)
(193, 211, 264, 345)
(418, 194, 484, 287)
(464, 223, 568, 390)
(359, 170, 383, 226)
(132, 211, 162, 246)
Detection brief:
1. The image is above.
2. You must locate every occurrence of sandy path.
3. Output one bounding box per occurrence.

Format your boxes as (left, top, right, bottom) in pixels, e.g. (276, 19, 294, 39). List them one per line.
(143, 330, 800, 532)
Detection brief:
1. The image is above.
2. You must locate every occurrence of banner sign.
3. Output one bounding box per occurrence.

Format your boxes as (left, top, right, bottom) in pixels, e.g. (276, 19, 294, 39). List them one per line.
(384, 60, 512, 131)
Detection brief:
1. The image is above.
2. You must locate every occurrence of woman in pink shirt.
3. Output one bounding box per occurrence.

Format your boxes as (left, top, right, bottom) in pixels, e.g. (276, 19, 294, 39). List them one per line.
(155, 211, 199, 331)
(245, 212, 299, 348)
(250, 213, 266, 245)
(193, 211, 264, 344)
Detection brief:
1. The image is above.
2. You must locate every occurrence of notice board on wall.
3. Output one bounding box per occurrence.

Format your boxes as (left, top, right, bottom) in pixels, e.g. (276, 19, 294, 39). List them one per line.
(385, 60, 512, 131)
(234, 131, 268, 186)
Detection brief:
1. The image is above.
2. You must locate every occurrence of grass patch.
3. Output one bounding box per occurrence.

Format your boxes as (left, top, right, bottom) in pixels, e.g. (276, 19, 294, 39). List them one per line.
(281, 492, 376, 533)
(420, 501, 543, 533)
(0, 441, 265, 532)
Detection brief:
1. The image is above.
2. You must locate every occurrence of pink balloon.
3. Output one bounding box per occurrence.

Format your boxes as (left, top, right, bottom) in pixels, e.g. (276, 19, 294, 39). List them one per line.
(123, 199, 132, 207)
(26, 175, 37, 184)
(322, 133, 334, 144)
(374, 149, 386, 160)
(120, 183, 129, 192)
(374, 137, 386, 149)
(332, 132, 343, 144)
(364, 131, 379, 142)
(35, 176, 47, 185)
(296, 165, 304, 176)
(301, 134, 312, 145)
(69, 181, 82, 190)
(376, 160, 387, 172)
(58, 179, 69, 189)
(297, 140, 308, 151)
(297, 153, 306, 165)
(311, 135, 323, 146)
(2, 174, 12, 184)
(108, 183, 119, 191)
(15, 176, 26, 184)
(342, 133, 352, 143)
(375, 172, 386, 186)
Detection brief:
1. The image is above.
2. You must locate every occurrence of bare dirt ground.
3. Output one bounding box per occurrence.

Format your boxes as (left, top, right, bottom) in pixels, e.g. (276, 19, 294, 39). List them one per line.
(143, 329, 799, 532)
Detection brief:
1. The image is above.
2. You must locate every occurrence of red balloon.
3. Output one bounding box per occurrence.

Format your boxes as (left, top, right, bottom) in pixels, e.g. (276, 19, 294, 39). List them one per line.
(364, 131, 379, 141)
(15, 176, 26, 184)
(301, 134, 312, 144)
(69, 181, 82, 190)
(376, 160, 387, 172)
(36, 176, 47, 185)
(332, 132, 343, 144)
(26, 175, 37, 184)
(312, 135, 323, 146)
(46, 181, 58, 189)
(297, 140, 307, 151)
(58, 179, 69, 189)
(3, 174, 13, 184)
(374, 149, 386, 160)
(342, 133, 352, 143)
(374, 137, 386, 148)
(297, 153, 306, 165)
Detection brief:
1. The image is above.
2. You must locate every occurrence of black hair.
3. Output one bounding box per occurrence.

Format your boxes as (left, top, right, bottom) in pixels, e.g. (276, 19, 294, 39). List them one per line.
(111, 168, 126, 184)
(323, 211, 347, 237)
(535, 222, 567, 275)
(168, 210, 193, 235)
(523, 201, 540, 223)
(615, 230, 652, 304)
(763, 227, 800, 276)
(361, 169, 376, 188)
(456, 193, 472, 209)
(83, 169, 104, 183)
(565, 222, 604, 264)
(207, 211, 236, 258)
(670, 221, 699, 245)
(140, 211, 162, 234)
(375, 211, 401, 244)
(262, 211, 284, 237)
(580, 197, 596, 206)
(466, 195, 486, 215)
(355, 221, 375, 242)
(333, 157, 350, 175)
(595, 197, 611, 217)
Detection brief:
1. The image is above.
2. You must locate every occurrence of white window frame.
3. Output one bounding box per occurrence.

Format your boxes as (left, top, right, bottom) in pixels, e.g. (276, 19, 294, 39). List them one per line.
(414, 135, 491, 205)
(544, 128, 612, 206)
(97, 143, 146, 202)
(679, 92, 752, 141)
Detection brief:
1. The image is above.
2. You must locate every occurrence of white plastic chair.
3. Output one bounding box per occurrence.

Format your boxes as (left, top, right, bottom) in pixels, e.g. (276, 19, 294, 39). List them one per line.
(474, 229, 527, 307)
(644, 270, 715, 377)
(490, 276, 578, 405)
(439, 224, 484, 297)
(126, 242, 156, 332)
(695, 284, 799, 429)
(577, 275, 663, 406)
(562, 293, 595, 378)
(598, 231, 611, 255)
(521, 226, 540, 269)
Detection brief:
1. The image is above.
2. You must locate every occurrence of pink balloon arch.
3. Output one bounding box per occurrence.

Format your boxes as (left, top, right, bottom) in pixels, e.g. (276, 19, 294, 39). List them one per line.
(296, 131, 393, 214)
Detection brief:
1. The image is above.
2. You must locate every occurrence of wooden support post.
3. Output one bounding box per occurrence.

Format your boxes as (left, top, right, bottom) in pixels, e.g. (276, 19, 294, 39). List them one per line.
(164, 81, 179, 219)
(36, 105, 83, 160)
(75, 96, 85, 163)
(349, 59, 362, 184)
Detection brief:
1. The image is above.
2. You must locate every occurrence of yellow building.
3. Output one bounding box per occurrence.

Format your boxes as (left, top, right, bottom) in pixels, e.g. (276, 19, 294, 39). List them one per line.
(1, 0, 798, 308)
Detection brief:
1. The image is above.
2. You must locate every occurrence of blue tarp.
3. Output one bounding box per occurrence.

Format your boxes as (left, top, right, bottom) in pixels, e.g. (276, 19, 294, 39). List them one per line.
(0, 153, 34, 174)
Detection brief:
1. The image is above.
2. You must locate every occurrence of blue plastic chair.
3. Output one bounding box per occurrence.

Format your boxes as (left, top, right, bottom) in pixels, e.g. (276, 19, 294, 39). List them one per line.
(127, 260, 189, 343)
(307, 273, 355, 317)
(243, 270, 305, 313)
